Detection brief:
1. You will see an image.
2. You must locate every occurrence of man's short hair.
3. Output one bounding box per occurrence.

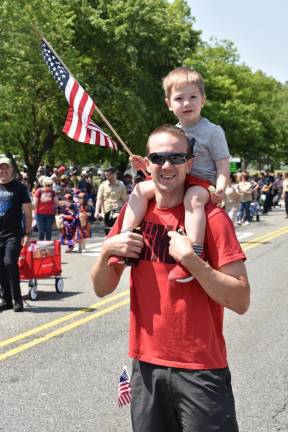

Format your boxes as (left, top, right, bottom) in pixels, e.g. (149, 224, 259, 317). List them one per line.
(104, 166, 116, 173)
(146, 124, 190, 155)
(162, 67, 205, 99)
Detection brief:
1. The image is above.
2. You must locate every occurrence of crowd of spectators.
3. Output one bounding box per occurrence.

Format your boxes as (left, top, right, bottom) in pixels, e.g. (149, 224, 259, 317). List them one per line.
(15, 163, 288, 253)
(17, 163, 145, 253)
(224, 170, 288, 225)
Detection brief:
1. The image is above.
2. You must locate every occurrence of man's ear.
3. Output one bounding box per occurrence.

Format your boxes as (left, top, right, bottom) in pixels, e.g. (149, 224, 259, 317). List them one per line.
(165, 97, 173, 111)
(144, 157, 151, 174)
(186, 158, 192, 173)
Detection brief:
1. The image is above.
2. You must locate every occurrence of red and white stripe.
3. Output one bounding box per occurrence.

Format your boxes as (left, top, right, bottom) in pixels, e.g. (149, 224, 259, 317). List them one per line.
(118, 382, 132, 407)
(63, 107, 117, 150)
(65, 76, 95, 128)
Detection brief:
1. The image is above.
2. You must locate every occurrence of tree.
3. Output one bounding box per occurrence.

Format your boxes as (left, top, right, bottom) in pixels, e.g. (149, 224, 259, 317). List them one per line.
(0, 0, 200, 184)
(183, 39, 288, 167)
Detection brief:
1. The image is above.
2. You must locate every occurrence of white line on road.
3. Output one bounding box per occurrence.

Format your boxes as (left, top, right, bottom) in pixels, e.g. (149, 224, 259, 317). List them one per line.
(81, 232, 254, 257)
(236, 232, 253, 241)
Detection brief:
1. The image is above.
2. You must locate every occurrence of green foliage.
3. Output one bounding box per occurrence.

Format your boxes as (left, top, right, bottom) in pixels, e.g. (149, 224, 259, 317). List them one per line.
(185, 40, 288, 166)
(0, 0, 199, 183)
(0, 0, 287, 184)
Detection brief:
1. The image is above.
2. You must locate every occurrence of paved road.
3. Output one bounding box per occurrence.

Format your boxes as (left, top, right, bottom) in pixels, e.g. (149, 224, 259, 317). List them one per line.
(1, 207, 288, 432)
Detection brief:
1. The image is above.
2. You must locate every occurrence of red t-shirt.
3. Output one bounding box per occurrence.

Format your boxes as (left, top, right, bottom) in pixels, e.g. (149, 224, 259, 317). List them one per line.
(109, 194, 245, 370)
(34, 188, 56, 215)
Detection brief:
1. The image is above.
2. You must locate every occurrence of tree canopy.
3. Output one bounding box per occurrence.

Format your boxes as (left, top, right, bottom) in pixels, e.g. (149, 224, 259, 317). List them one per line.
(0, 0, 287, 183)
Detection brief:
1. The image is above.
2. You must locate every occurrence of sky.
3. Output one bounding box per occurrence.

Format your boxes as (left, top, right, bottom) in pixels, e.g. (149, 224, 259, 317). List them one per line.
(187, 0, 287, 83)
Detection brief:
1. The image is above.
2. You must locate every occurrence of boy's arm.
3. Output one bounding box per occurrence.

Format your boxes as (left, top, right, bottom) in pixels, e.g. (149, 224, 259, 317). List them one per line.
(215, 157, 230, 192)
(129, 155, 147, 176)
(211, 157, 230, 203)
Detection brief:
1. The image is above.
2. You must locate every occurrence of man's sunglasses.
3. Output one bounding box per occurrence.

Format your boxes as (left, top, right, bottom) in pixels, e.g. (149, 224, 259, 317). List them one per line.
(147, 152, 193, 166)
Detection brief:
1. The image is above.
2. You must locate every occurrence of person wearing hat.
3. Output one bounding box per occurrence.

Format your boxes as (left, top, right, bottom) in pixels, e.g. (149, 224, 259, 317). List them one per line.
(33, 176, 58, 241)
(0, 157, 32, 312)
(94, 166, 128, 234)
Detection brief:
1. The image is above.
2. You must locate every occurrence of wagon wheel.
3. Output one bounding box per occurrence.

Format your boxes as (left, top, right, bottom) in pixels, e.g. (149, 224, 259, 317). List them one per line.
(55, 277, 64, 293)
(28, 279, 38, 301)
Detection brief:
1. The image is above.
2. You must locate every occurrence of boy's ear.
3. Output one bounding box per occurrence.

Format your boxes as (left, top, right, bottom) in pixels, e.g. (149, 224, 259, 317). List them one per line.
(202, 95, 206, 107)
(165, 97, 173, 111)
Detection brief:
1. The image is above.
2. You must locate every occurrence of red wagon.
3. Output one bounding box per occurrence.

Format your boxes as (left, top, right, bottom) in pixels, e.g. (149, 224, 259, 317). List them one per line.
(18, 240, 64, 300)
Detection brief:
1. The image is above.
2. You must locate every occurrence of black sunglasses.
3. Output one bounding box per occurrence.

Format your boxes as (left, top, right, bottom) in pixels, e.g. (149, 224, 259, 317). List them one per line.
(147, 152, 192, 166)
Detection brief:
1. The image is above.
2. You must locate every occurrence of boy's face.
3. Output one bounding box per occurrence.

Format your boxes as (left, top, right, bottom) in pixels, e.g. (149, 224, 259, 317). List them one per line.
(166, 84, 206, 127)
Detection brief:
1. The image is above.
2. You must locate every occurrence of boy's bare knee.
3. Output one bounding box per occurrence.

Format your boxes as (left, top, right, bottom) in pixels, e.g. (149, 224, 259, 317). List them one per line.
(184, 186, 210, 208)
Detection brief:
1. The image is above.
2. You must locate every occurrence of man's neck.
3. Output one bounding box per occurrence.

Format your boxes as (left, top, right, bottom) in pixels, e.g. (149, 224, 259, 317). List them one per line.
(154, 189, 184, 209)
(0, 178, 13, 185)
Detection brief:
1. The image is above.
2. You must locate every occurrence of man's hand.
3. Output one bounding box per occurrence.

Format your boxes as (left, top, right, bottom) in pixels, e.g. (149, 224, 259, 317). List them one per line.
(94, 211, 103, 221)
(103, 230, 144, 261)
(167, 231, 196, 265)
(21, 234, 30, 247)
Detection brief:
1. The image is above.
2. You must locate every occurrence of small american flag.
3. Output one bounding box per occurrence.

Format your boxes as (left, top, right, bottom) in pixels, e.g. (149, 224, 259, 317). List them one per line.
(41, 39, 117, 150)
(118, 366, 132, 407)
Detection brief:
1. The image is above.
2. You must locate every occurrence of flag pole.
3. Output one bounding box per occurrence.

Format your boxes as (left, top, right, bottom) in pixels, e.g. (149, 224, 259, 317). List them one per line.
(93, 105, 133, 156)
(32, 25, 133, 157)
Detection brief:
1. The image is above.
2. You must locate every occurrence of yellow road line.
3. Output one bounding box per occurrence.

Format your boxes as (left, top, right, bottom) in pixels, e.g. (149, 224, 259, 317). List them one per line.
(0, 298, 130, 361)
(241, 226, 288, 250)
(0, 290, 129, 348)
(0, 225, 287, 362)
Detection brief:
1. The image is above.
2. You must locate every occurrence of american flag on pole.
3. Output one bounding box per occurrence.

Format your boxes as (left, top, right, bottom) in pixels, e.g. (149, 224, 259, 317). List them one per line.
(40, 39, 117, 150)
(118, 366, 132, 407)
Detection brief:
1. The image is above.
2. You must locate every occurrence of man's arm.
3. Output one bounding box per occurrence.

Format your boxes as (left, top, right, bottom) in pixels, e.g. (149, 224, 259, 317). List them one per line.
(168, 232, 250, 315)
(23, 202, 33, 233)
(91, 230, 144, 297)
(94, 184, 104, 218)
(22, 202, 33, 246)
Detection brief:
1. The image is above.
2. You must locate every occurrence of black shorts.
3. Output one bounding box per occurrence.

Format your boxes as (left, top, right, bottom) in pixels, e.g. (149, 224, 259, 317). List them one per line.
(131, 360, 239, 432)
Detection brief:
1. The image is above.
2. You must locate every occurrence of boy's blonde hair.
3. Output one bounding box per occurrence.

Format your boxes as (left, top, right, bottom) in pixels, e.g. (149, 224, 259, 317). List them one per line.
(162, 67, 205, 99)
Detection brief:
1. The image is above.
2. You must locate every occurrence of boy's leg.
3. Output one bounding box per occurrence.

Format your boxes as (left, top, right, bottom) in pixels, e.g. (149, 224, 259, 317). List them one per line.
(109, 181, 154, 266)
(168, 186, 209, 283)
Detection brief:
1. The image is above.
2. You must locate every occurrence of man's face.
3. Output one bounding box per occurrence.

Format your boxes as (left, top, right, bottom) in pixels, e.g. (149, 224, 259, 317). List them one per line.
(105, 170, 116, 182)
(166, 83, 205, 127)
(145, 131, 191, 196)
(0, 163, 13, 184)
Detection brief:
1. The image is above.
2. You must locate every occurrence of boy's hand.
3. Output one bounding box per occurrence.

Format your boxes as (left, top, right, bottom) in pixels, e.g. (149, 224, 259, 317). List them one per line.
(209, 186, 224, 204)
(129, 155, 147, 175)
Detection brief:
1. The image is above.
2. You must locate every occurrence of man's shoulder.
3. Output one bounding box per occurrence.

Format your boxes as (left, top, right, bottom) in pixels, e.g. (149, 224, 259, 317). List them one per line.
(205, 203, 228, 222)
(7, 179, 26, 191)
(115, 179, 126, 189)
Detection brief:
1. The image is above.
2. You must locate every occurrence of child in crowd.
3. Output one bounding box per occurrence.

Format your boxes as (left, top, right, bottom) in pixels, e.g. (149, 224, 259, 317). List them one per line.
(76, 192, 91, 253)
(111, 67, 230, 282)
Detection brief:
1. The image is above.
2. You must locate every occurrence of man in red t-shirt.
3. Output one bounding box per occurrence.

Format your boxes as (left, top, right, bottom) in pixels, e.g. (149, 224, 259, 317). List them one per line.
(91, 125, 250, 432)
